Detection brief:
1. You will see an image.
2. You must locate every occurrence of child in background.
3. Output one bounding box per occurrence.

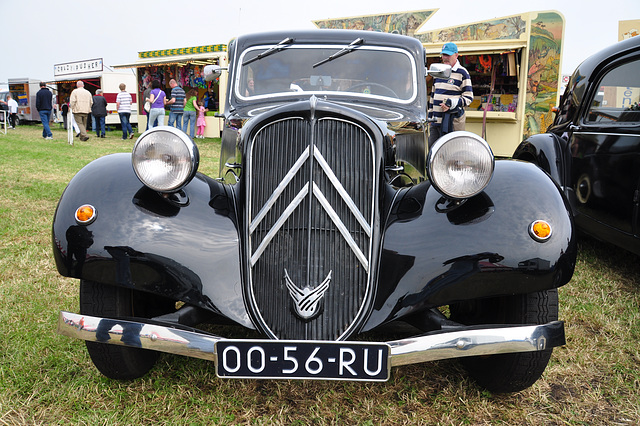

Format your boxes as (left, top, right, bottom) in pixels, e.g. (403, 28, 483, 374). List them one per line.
(196, 100, 207, 139)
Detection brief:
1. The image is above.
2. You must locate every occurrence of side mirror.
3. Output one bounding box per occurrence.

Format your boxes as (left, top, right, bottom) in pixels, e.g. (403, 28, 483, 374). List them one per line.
(204, 65, 223, 81)
(426, 63, 452, 79)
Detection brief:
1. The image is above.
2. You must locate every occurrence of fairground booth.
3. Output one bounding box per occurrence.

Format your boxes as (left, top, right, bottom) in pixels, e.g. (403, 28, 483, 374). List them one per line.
(6, 78, 48, 123)
(115, 45, 228, 137)
(52, 58, 138, 125)
(315, 9, 564, 157)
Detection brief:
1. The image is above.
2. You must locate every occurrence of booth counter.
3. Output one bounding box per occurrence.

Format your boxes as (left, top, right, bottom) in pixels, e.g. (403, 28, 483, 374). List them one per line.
(115, 45, 228, 138)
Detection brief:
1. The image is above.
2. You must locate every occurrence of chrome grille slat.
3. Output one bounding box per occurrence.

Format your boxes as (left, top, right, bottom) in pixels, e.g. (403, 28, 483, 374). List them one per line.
(248, 113, 376, 340)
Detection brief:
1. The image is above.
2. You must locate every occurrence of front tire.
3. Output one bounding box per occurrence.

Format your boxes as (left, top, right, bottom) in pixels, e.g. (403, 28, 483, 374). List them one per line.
(79, 280, 175, 380)
(450, 289, 558, 393)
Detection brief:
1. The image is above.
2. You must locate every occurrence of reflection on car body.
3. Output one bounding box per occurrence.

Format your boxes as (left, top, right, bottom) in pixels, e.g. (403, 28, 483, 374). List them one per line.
(514, 35, 640, 255)
(53, 29, 576, 392)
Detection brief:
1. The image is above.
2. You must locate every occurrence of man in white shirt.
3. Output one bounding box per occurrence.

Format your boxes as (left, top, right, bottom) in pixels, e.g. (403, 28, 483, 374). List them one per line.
(7, 95, 18, 129)
(116, 83, 135, 140)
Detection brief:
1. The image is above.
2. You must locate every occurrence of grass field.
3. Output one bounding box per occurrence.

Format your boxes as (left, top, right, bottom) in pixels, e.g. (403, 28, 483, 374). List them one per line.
(1, 124, 639, 424)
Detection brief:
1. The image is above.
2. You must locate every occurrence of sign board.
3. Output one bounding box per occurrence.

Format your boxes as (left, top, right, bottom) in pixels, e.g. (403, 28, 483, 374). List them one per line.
(54, 59, 103, 77)
(619, 20, 640, 41)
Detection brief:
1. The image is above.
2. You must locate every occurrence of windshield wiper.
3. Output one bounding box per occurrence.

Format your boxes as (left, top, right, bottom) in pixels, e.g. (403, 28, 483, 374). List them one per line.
(243, 37, 294, 66)
(313, 38, 364, 68)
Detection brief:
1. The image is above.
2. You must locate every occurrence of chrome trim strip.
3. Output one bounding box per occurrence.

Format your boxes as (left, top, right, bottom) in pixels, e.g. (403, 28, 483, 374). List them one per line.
(58, 311, 221, 361)
(250, 146, 310, 234)
(58, 312, 565, 370)
(313, 147, 371, 237)
(388, 321, 565, 367)
(251, 183, 309, 266)
(312, 183, 369, 271)
(572, 131, 639, 136)
(235, 44, 419, 105)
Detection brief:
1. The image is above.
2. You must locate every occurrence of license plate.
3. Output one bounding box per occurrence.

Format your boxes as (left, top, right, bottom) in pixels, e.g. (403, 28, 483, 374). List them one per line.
(215, 340, 390, 381)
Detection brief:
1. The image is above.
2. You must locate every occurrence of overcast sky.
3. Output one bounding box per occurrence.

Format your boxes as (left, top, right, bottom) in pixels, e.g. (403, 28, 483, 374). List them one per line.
(1, 0, 638, 89)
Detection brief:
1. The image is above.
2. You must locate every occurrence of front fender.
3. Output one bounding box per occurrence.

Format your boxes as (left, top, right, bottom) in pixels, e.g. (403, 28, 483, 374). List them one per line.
(365, 160, 576, 330)
(513, 133, 569, 187)
(52, 153, 252, 328)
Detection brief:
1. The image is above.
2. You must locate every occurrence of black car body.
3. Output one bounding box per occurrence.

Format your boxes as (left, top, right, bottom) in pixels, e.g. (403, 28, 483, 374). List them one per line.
(514, 35, 640, 255)
(55, 30, 576, 392)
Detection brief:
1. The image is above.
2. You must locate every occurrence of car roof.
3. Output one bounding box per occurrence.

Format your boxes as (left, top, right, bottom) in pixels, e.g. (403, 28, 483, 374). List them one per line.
(566, 36, 640, 108)
(232, 29, 425, 57)
(573, 36, 640, 84)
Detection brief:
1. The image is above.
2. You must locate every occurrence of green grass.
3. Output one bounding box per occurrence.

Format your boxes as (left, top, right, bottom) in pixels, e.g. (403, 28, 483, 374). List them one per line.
(1, 124, 639, 424)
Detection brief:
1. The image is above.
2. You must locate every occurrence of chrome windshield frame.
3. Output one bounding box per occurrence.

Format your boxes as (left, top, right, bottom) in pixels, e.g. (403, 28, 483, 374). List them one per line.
(235, 44, 418, 105)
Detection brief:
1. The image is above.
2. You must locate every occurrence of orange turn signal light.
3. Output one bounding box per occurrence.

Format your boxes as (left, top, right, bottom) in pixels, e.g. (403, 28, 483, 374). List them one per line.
(529, 220, 552, 242)
(75, 204, 97, 225)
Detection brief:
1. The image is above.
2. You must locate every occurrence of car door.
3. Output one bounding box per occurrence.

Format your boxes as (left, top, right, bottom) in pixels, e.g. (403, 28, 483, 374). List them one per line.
(568, 57, 640, 249)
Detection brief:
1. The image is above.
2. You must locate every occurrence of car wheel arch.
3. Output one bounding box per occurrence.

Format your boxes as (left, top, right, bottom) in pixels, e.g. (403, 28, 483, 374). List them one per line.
(513, 133, 570, 189)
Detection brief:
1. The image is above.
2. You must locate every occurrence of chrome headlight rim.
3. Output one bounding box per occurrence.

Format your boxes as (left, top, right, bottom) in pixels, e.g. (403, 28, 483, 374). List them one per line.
(427, 131, 494, 200)
(132, 126, 199, 193)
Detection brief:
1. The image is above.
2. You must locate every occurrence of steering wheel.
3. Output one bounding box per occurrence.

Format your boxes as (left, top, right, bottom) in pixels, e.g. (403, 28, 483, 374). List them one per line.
(347, 82, 399, 98)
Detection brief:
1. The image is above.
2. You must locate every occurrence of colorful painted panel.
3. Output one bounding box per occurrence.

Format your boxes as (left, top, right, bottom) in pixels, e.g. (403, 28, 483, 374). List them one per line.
(313, 10, 437, 36)
(415, 16, 526, 43)
(523, 12, 564, 138)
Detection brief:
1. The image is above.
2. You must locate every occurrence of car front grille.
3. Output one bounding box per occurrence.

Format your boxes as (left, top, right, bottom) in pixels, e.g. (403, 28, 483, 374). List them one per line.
(247, 113, 377, 340)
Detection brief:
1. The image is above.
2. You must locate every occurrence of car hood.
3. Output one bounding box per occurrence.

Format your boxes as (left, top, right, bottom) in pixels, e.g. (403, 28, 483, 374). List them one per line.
(229, 97, 426, 134)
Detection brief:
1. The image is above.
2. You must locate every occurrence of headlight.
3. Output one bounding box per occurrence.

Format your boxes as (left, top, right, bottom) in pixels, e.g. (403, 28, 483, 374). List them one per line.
(132, 126, 199, 192)
(427, 131, 494, 199)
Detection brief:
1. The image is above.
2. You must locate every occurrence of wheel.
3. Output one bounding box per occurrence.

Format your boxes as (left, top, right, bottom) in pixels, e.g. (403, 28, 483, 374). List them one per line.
(79, 280, 175, 380)
(347, 82, 399, 98)
(449, 289, 558, 393)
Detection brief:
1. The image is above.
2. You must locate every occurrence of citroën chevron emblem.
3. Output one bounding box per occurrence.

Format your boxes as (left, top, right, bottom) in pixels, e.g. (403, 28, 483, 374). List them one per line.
(284, 269, 332, 320)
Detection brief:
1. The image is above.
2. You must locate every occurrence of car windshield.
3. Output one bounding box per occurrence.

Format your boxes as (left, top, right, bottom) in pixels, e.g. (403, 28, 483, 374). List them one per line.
(236, 44, 417, 103)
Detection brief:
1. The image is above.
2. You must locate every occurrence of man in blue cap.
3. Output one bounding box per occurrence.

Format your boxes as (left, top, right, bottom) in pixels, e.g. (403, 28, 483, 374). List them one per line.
(427, 42, 474, 146)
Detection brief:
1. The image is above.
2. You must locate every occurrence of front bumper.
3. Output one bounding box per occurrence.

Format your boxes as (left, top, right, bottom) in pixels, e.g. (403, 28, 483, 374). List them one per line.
(58, 311, 565, 370)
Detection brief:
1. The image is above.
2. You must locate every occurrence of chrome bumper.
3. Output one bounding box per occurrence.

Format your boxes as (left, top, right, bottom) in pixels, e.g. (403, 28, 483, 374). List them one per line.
(58, 311, 565, 367)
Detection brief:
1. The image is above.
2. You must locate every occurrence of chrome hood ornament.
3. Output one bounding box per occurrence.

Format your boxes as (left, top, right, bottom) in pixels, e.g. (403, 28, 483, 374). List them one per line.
(284, 269, 331, 320)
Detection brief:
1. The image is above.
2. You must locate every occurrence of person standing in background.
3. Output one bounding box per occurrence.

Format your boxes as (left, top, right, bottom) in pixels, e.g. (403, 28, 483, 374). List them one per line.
(165, 79, 185, 129)
(116, 83, 134, 140)
(6, 95, 18, 129)
(70, 80, 93, 141)
(61, 97, 69, 130)
(146, 80, 166, 129)
(427, 42, 474, 146)
(36, 82, 54, 139)
(195, 99, 207, 138)
(142, 84, 153, 130)
(182, 88, 198, 139)
(91, 89, 108, 138)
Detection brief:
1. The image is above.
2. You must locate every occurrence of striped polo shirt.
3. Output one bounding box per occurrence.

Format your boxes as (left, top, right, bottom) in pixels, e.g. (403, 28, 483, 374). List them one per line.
(428, 60, 474, 125)
(170, 86, 186, 113)
(116, 91, 132, 113)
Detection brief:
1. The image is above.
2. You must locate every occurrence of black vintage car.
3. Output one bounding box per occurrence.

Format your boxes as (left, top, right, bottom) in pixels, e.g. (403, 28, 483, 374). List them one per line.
(514, 35, 640, 255)
(55, 30, 576, 392)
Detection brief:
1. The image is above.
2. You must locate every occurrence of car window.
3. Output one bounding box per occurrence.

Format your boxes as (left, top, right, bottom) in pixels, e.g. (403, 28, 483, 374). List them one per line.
(236, 45, 417, 103)
(585, 58, 640, 124)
